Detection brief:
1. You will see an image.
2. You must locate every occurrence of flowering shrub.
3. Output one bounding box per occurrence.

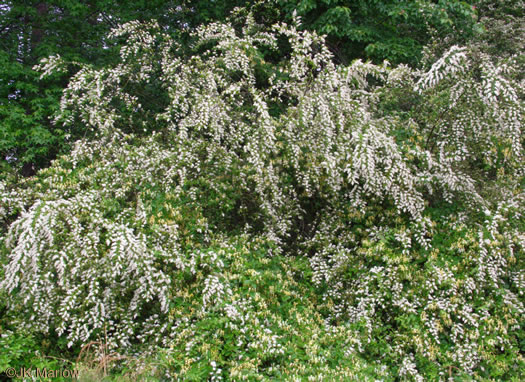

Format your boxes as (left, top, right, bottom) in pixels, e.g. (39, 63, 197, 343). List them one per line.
(155, 237, 385, 380)
(1, 13, 524, 380)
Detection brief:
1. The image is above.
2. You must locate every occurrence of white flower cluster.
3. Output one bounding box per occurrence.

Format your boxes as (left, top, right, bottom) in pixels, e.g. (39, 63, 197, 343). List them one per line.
(1, 191, 174, 348)
(399, 354, 424, 382)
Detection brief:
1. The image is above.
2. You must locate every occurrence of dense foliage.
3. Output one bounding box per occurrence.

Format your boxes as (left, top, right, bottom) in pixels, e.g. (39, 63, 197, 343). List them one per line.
(275, 0, 479, 65)
(1, 1, 481, 176)
(0, 0, 246, 175)
(1, 2, 524, 381)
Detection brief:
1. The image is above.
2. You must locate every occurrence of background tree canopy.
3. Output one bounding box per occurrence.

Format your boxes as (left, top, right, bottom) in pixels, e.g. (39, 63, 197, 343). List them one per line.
(0, 1, 524, 381)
